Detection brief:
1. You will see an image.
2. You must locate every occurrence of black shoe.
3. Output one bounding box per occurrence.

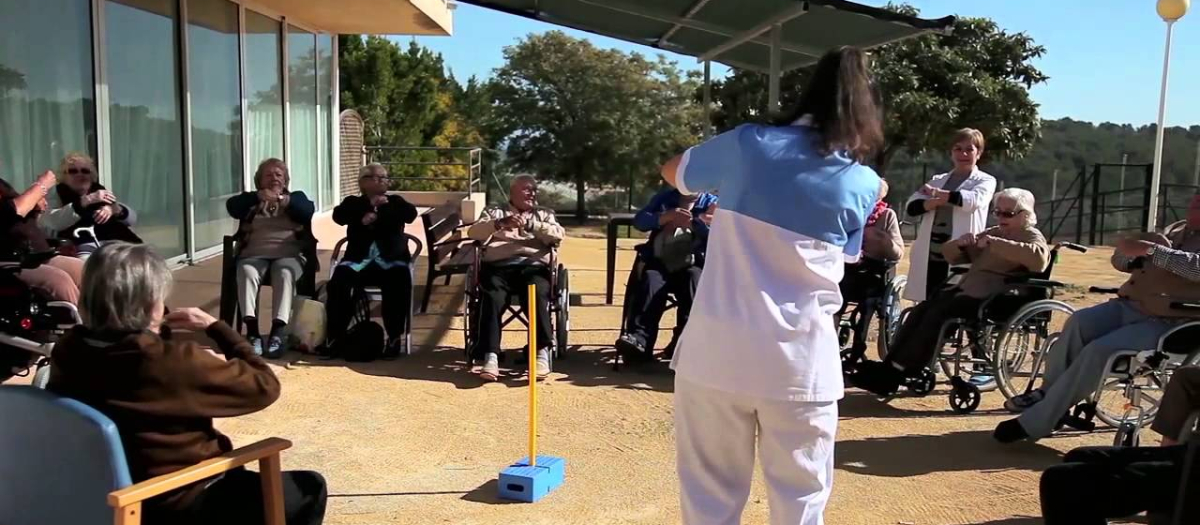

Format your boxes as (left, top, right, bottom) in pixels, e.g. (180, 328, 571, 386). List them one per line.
(849, 360, 903, 397)
(382, 337, 403, 360)
(993, 418, 1030, 443)
(615, 334, 652, 364)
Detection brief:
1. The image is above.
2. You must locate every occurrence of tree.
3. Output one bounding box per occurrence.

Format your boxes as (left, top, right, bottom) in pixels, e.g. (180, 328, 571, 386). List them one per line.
(707, 4, 1047, 177)
(490, 31, 702, 220)
(339, 36, 490, 190)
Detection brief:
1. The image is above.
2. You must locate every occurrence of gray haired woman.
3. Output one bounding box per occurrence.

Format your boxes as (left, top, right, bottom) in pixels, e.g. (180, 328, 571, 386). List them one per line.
(225, 158, 317, 358)
(46, 242, 327, 525)
(849, 188, 1050, 397)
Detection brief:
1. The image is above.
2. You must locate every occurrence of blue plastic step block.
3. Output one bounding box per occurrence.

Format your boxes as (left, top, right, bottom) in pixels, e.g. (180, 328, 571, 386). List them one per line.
(497, 455, 566, 502)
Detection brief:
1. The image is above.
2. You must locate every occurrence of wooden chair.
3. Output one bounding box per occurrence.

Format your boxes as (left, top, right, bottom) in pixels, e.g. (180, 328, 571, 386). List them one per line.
(0, 386, 291, 525)
(418, 201, 477, 313)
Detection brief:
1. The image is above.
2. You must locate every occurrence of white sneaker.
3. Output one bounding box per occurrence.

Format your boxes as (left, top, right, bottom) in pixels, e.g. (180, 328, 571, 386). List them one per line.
(535, 348, 551, 379)
(480, 352, 500, 382)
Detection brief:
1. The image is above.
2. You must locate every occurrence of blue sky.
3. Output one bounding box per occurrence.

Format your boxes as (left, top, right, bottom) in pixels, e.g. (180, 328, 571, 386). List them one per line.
(407, 1, 1200, 127)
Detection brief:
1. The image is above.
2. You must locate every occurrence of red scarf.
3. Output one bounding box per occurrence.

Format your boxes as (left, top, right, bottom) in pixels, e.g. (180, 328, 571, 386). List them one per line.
(866, 200, 889, 227)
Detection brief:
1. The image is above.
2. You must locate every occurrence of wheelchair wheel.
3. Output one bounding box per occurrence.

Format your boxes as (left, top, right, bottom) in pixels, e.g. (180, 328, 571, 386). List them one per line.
(1114, 422, 1140, 447)
(554, 266, 570, 360)
(462, 266, 479, 361)
(949, 378, 982, 414)
(876, 276, 906, 361)
(993, 300, 1075, 400)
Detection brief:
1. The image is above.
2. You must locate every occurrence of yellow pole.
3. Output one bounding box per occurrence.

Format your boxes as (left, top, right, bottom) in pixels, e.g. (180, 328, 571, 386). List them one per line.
(528, 283, 538, 468)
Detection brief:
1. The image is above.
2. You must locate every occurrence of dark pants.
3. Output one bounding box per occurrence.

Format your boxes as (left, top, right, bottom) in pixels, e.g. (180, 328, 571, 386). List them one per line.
(1041, 445, 1186, 525)
(926, 258, 950, 300)
(326, 264, 412, 342)
(625, 261, 700, 350)
(886, 290, 982, 372)
(836, 263, 888, 353)
(148, 468, 327, 525)
(473, 264, 552, 359)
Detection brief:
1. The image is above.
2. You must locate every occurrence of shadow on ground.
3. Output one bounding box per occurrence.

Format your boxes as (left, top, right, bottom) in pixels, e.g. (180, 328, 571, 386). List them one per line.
(838, 391, 1011, 419)
(836, 430, 1063, 477)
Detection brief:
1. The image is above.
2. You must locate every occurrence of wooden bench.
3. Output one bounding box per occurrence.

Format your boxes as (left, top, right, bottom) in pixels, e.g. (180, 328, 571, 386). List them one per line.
(419, 200, 477, 313)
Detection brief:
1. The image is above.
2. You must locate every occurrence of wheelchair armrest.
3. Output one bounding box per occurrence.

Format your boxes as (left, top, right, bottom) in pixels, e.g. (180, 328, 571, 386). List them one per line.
(1089, 286, 1120, 295)
(1004, 277, 1064, 288)
(1170, 302, 1200, 311)
(1158, 320, 1200, 355)
(949, 267, 969, 275)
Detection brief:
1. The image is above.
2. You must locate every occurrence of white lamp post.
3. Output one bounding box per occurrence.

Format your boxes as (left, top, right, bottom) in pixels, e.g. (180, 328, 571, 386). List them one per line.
(1147, 0, 1190, 231)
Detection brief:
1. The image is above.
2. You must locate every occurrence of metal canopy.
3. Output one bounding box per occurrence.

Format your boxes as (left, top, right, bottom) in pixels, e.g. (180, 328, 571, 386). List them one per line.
(456, 0, 955, 73)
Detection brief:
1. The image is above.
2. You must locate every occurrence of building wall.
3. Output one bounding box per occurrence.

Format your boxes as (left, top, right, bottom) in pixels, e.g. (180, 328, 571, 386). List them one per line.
(0, 0, 338, 265)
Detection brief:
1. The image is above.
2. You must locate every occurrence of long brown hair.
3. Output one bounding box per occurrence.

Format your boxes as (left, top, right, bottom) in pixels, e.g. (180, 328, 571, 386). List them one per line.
(774, 46, 883, 164)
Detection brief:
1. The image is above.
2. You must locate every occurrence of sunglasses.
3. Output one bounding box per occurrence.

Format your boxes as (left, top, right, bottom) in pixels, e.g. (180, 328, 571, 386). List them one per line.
(362, 175, 390, 181)
(993, 209, 1022, 218)
(67, 167, 92, 176)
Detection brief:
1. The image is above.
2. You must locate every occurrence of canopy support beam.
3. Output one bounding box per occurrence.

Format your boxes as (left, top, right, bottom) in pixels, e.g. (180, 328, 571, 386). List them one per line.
(658, 0, 715, 45)
(697, 2, 809, 63)
(768, 24, 782, 116)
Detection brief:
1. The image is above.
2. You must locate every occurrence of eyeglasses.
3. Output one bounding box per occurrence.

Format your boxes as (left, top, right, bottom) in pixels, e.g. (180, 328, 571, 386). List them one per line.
(66, 167, 92, 176)
(993, 209, 1022, 218)
(362, 175, 390, 181)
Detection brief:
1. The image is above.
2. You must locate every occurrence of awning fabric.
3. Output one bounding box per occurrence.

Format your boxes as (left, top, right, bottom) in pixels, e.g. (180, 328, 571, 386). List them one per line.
(456, 0, 954, 72)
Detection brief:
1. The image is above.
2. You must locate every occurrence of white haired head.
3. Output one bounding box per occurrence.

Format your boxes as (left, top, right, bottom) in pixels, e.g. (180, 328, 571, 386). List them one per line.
(994, 187, 1037, 226)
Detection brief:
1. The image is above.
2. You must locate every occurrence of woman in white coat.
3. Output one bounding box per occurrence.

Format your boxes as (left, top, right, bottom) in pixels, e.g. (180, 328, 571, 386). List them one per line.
(903, 128, 996, 302)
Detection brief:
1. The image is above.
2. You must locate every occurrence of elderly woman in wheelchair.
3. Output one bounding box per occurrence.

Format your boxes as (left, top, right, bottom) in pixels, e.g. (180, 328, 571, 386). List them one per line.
(996, 197, 1200, 444)
(848, 188, 1050, 402)
(836, 179, 905, 365)
(614, 188, 717, 364)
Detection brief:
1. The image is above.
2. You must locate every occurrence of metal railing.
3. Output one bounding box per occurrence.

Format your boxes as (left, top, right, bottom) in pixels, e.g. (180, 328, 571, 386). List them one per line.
(365, 146, 483, 193)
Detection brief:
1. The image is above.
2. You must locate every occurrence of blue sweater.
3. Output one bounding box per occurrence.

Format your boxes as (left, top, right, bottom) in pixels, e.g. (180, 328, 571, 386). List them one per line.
(633, 189, 718, 265)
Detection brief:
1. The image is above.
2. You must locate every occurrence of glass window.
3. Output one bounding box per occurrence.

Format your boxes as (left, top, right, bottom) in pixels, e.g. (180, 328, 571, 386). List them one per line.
(244, 11, 283, 171)
(0, 0, 96, 189)
(187, 0, 241, 250)
(105, 0, 186, 258)
(317, 33, 334, 210)
(287, 25, 317, 199)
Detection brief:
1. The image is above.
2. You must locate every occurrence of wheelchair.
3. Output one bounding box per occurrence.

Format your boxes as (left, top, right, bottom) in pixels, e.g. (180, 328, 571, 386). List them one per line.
(613, 245, 691, 371)
(837, 258, 906, 367)
(1042, 287, 1200, 447)
(0, 249, 81, 388)
(896, 241, 1088, 414)
(322, 233, 424, 356)
(462, 242, 570, 366)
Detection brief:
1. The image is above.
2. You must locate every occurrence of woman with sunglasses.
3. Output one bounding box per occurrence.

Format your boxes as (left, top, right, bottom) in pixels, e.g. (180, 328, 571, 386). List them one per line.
(903, 129, 996, 303)
(848, 188, 1049, 397)
(39, 152, 141, 258)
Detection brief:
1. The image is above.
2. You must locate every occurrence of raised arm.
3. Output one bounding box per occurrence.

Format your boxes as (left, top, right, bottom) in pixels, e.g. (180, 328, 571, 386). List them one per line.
(986, 230, 1051, 273)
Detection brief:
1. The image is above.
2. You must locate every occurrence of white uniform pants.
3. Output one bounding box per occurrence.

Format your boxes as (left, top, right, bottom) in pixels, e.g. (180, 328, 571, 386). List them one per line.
(675, 377, 837, 525)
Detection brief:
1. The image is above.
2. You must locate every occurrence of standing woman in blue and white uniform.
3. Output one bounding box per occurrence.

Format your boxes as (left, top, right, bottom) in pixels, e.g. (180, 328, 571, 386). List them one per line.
(660, 47, 883, 525)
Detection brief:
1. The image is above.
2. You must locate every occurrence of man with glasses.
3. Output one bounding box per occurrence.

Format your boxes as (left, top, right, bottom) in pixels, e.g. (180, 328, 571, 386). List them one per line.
(996, 194, 1200, 443)
(324, 163, 419, 358)
(466, 174, 565, 381)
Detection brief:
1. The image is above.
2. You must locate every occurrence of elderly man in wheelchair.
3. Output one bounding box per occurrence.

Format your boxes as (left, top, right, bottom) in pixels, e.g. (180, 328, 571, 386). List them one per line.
(465, 175, 565, 382)
(614, 187, 717, 365)
(848, 188, 1051, 405)
(996, 195, 1200, 444)
(836, 179, 905, 366)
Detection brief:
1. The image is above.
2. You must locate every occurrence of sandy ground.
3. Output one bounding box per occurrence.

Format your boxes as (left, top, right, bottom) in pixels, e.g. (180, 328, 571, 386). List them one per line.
(8, 235, 1150, 525)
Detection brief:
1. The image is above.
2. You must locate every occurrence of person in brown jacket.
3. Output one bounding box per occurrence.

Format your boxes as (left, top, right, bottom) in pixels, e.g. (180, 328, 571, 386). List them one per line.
(465, 174, 564, 381)
(848, 188, 1049, 397)
(837, 180, 904, 361)
(996, 194, 1200, 443)
(46, 242, 326, 525)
